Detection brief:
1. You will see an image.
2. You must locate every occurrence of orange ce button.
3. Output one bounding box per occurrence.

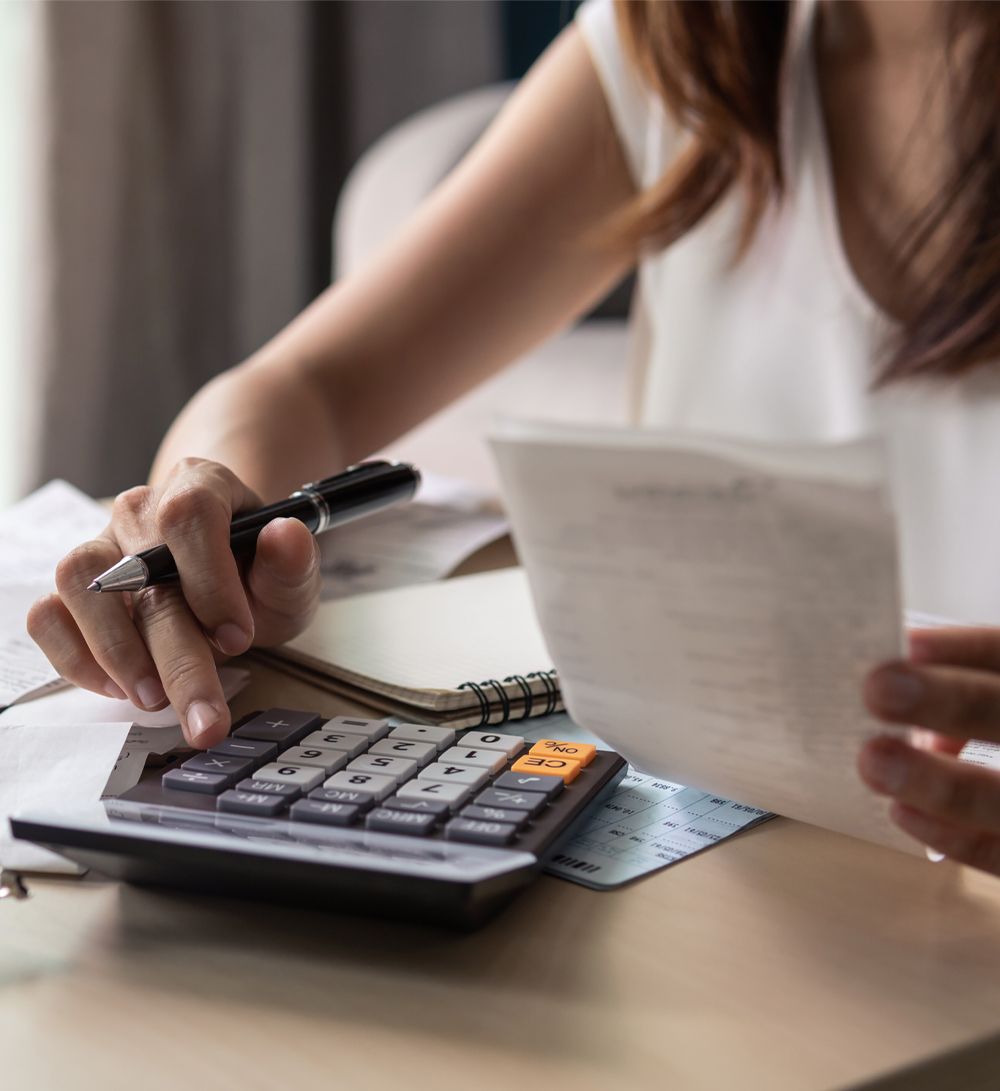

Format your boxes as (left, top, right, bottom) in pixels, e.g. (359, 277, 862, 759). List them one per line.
(510, 753, 582, 783)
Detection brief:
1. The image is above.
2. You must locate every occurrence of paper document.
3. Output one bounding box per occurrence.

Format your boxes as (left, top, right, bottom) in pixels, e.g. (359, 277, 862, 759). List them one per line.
(493, 421, 918, 856)
(319, 471, 508, 600)
(519, 715, 773, 890)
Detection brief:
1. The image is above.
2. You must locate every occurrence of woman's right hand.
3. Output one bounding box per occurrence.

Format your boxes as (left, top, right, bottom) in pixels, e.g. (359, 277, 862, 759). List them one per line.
(26, 458, 322, 749)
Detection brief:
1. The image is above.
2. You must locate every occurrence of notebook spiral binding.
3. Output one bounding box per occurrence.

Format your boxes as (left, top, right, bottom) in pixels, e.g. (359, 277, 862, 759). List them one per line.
(458, 669, 560, 728)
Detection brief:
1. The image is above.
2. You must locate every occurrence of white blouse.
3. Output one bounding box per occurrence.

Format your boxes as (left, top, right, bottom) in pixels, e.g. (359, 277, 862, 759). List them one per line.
(577, 0, 1000, 624)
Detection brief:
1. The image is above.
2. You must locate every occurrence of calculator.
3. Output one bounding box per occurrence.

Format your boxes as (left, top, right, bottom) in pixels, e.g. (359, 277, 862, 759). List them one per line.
(11, 708, 627, 928)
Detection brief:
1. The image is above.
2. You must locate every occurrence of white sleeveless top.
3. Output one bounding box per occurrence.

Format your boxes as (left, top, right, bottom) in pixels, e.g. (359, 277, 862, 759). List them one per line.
(577, 0, 1000, 624)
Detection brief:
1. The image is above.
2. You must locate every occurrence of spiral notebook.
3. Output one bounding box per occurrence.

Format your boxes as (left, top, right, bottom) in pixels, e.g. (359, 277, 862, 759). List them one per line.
(257, 567, 563, 729)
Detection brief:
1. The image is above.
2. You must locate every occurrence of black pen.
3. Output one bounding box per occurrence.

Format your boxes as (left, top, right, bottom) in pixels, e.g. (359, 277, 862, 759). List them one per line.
(88, 460, 421, 593)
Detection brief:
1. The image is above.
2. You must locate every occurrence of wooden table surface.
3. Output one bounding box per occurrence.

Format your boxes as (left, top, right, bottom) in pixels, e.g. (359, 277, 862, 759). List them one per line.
(3, 658, 1000, 1091)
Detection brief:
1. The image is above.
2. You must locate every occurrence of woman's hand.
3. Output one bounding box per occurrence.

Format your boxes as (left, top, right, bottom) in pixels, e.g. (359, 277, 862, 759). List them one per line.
(27, 458, 321, 749)
(860, 626, 1000, 871)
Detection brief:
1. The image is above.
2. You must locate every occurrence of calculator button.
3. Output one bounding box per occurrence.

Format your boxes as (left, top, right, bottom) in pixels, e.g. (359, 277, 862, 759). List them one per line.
(382, 794, 451, 819)
(444, 817, 518, 846)
(289, 799, 361, 827)
(458, 731, 524, 758)
(299, 730, 369, 759)
(528, 739, 597, 766)
(389, 724, 456, 752)
(347, 754, 418, 783)
(280, 746, 349, 775)
(394, 778, 470, 811)
(162, 769, 229, 794)
(233, 709, 322, 746)
(494, 770, 565, 800)
(308, 786, 376, 812)
(369, 738, 438, 767)
(237, 778, 302, 801)
(217, 789, 290, 816)
(418, 762, 490, 791)
(460, 804, 530, 829)
(324, 716, 389, 742)
(510, 755, 581, 782)
(323, 770, 396, 800)
(438, 747, 507, 774)
(254, 763, 326, 792)
(365, 808, 437, 836)
(208, 738, 278, 767)
(181, 753, 255, 785)
(475, 786, 548, 817)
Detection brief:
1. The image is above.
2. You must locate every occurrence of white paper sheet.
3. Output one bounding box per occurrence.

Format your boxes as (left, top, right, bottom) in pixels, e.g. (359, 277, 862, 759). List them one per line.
(0, 722, 131, 872)
(319, 471, 508, 600)
(493, 421, 919, 856)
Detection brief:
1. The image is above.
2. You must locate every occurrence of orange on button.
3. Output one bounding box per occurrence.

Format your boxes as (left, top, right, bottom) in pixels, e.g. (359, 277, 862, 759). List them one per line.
(510, 754, 581, 783)
(528, 739, 596, 766)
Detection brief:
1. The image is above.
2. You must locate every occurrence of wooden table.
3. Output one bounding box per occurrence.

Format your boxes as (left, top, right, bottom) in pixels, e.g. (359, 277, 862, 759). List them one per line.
(2, 656, 1000, 1091)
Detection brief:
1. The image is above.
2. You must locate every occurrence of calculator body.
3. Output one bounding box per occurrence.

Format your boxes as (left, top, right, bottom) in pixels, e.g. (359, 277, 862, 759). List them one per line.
(11, 708, 627, 928)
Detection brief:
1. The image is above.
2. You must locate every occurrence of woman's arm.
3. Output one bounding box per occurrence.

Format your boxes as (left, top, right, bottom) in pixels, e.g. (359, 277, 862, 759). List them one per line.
(28, 25, 636, 749)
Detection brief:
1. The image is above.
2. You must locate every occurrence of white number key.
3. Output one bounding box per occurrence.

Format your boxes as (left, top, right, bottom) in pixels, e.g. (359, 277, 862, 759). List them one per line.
(459, 731, 524, 758)
(254, 763, 326, 792)
(438, 746, 507, 774)
(346, 754, 418, 783)
(418, 762, 490, 791)
(280, 746, 349, 775)
(369, 738, 438, 767)
(323, 770, 396, 800)
(395, 778, 470, 811)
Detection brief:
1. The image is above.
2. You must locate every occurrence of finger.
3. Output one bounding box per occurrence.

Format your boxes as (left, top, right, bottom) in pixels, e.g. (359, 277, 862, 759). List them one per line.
(245, 518, 322, 646)
(27, 593, 127, 700)
(908, 626, 1000, 670)
(890, 802, 1000, 875)
(152, 461, 261, 656)
(54, 537, 167, 710)
(130, 584, 230, 748)
(858, 734, 1000, 834)
(864, 659, 1000, 741)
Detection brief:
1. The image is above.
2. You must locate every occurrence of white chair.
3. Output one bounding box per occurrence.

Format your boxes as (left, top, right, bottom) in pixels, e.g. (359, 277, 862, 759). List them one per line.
(334, 83, 630, 495)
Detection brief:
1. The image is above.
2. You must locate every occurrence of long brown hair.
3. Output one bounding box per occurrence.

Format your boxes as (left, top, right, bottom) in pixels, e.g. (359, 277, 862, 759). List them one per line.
(614, 0, 1000, 384)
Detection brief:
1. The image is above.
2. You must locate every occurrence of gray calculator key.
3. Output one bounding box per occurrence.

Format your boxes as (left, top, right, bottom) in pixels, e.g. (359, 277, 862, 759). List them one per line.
(389, 724, 456, 752)
(382, 794, 451, 818)
(289, 799, 361, 827)
(458, 731, 525, 758)
(494, 770, 564, 800)
(325, 716, 389, 742)
(438, 746, 507, 774)
(217, 789, 289, 816)
(369, 738, 437, 767)
(394, 778, 469, 811)
(208, 738, 278, 766)
(347, 754, 417, 783)
(444, 817, 518, 846)
(254, 762, 326, 792)
(308, 786, 376, 812)
(365, 808, 437, 836)
(299, 729, 368, 759)
(474, 786, 547, 817)
(238, 778, 302, 801)
(232, 709, 322, 746)
(181, 753, 254, 785)
(280, 746, 348, 775)
(163, 769, 229, 794)
(418, 762, 489, 791)
(323, 770, 396, 800)
(460, 804, 530, 828)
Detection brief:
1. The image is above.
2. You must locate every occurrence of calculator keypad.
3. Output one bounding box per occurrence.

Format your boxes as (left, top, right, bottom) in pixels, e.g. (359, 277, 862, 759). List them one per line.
(146, 708, 612, 854)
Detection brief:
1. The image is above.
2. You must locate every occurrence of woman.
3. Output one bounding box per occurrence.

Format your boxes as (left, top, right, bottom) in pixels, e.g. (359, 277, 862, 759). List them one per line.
(28, 0, 1000, 873)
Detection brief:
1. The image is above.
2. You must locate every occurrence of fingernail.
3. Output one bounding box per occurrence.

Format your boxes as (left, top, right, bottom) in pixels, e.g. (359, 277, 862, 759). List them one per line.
(213, 623, 251, 657)
(870, 667, 923, 714)
(860, 741, 908, 793)
(187, 701, 221, 744)
(104, 679, 127, 701)
(136, 676, 166, 710)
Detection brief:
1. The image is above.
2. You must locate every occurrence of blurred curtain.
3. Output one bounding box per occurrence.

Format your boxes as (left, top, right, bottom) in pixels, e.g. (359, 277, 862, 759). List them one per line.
(23, 0, 314, 499)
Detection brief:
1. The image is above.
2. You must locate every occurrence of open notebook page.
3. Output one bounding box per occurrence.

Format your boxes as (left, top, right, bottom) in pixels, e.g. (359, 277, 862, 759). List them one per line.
(277, 567, 554, 710)
(492, 420, 920, 856)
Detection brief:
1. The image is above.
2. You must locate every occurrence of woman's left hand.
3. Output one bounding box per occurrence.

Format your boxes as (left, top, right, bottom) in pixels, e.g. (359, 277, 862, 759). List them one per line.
(860, 626, 1000, 872)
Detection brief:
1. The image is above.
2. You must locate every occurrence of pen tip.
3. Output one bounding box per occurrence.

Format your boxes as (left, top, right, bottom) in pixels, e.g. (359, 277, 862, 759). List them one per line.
(87, 579, 101, 592)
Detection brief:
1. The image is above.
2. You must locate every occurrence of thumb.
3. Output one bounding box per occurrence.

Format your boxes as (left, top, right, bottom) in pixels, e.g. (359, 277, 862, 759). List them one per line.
(245, 518, 322, 646)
